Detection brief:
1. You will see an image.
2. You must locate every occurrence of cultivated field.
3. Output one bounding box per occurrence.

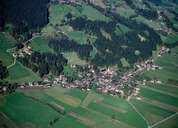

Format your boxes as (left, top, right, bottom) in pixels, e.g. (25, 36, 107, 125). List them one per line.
(7, 62, 41, 83)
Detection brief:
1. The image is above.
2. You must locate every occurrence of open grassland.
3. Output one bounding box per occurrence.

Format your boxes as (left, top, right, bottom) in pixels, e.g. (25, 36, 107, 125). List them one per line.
(133, 16, 161, 30)
(64, 88, 88, 101)
(48, 4, 109, 26)
(21, 88, 74, 112)
(154, 114, 178, 128)
(23, 86, 87, 108)
(116, 1, 136, 18)
(81, 4, 110, 22)
(30, 36, 54, 53)
(7, 62, 41, 83)
(67, 30, 97, 44)
(0, 113, 19, 128)
(0, 32, 16, 66)
(57, 25, 96, 45)
(164, 33, 178, 45)
(64, 52, 87, 65)
(139, 87, 178, 108)
(147, 84, 178, 96)
(43, 3, 106, 44)
(71, 107, 134, 128)
(53, 115, 89, 128)
(88, 94, 147, 128)
(0, 93, 60, 128)
(130, 98, 174, 125)
(1, 84, 178, 128)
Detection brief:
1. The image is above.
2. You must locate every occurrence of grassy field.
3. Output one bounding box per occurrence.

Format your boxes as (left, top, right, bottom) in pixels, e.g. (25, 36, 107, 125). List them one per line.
(0, 32, 17, 66)
(18, 88, 144, 128)
(0, 113, 19, 128)
(143, 47, 178, 83)
(147, 84, 178, 96)
(155, 114, 178, 128)
(30, 36, 54, 53)
(0, 93, 60, 128)
(53, 115, 89, 128)
(1, 84, 178, 128)
(48, 4, 109, 27)
(133, 16, 161, 30)
(139, 87, 178, 108)
(43, 3, 107, 44)
(130, 98, 174, 125)
(116, 1, 136, 18)
(164, 33, 178, 45)
(44, 86, 89, 107)
(64, 52, 87, 65)
(81, 4, 110, 22)
(7, 62, 41, 83)
(88, 94, 147, 128)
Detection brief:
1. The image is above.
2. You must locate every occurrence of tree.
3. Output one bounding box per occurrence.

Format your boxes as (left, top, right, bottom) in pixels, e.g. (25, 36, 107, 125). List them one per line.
(0, 61, 8, 79)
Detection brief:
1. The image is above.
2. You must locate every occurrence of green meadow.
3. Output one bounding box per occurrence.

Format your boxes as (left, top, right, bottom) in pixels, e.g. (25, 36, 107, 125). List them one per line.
(64, 52, 87, 65)
(7, 62, 41, 83)
(143, 47, 178, 83)
(0, 32, 16, 66)
(1, 84, 178, 128)
(139, 87, 178, 108)
(30, 36, 54, 53)
(130, 98, 174, 125)
(164, 33, 178, 45)
(0, 93, 60, 128)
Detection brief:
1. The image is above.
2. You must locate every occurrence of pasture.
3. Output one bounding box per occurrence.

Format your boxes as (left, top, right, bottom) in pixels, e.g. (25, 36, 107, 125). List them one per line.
(7, 62, 41, 83)
(0, 93, 60, 128)
(0, 32, 16, 66)
(164, 32, 178, 45)
(139, 87, 178, 108)
(143, 47, 178, 83)
(64, 52, 87, 65)
(130, 98, 174, 125)
(30, 36, 54, 53)
(48, 4, 109, 27)
(1, 84, 178, 128)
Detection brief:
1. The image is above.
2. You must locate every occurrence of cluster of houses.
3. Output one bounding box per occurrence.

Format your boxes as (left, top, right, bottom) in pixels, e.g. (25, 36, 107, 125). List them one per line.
(19, 47, 166, 98)
(136, 59, 162, 71)
(12, 45, 32, 58)
(14, 32, 170, 99)
(157, 45, 170, 57)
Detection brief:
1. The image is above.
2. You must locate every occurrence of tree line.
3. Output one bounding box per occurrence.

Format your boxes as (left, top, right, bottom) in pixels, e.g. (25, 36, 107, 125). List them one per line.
(67, 13, 161, 66)
(18, 52, 68, 77)
(0, 60, 19, 94)
(48, 36, 93, 60)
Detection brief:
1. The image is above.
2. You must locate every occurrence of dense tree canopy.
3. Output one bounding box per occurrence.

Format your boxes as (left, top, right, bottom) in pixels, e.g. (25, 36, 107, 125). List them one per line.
(0, 61, 8, 79)
(1, 0, 49, 36)
(18, 52, 67, 77)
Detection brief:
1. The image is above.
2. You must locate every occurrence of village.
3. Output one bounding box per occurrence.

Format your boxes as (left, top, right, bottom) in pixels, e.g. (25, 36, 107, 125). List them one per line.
(9, 41, 169, 99)
(1, 28, 170, 98)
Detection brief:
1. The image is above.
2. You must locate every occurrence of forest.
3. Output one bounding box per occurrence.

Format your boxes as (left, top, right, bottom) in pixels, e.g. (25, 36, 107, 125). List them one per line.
(48, 36, 93, 60)
(1, 0, 49, 38)
(68, 14, 161, 66)
(18, 52, 68, 77)
(0, 61, 8, 80)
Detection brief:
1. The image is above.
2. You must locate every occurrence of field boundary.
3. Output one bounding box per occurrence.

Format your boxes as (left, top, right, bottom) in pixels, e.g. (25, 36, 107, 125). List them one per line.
(128, 101, 150, 128)
(141, 86, 178, 98)
(150, 112, 178, 128)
